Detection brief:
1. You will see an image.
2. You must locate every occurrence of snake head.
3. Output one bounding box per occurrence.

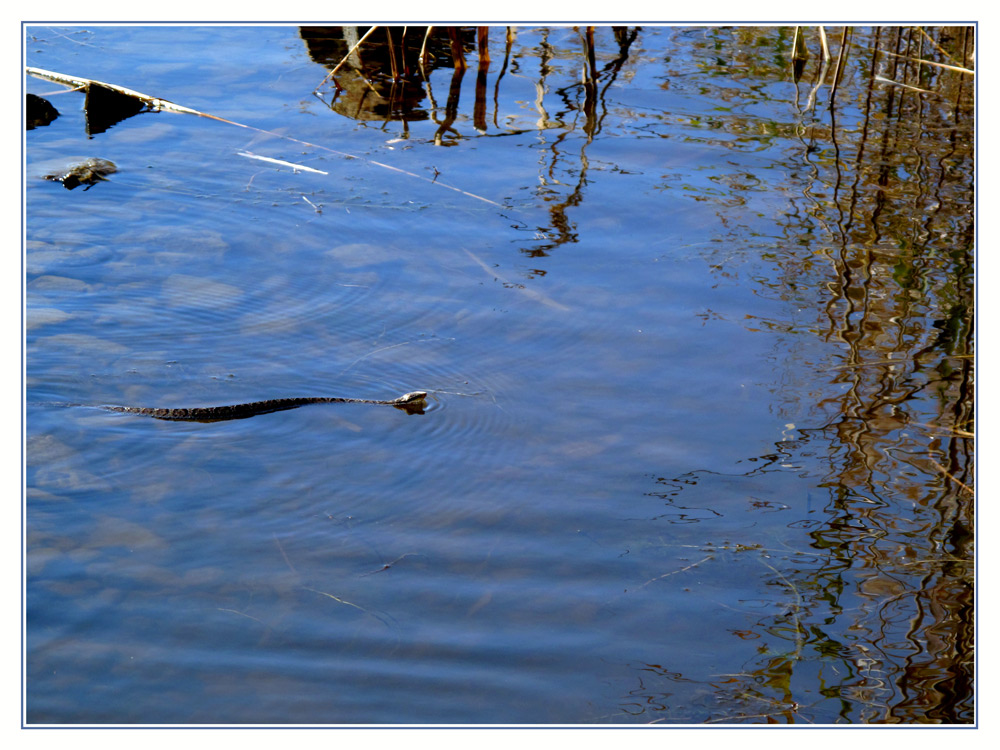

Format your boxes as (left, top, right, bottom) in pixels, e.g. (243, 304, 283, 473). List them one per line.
(393, 391, 428, 414)
(396, 391, 429, 404)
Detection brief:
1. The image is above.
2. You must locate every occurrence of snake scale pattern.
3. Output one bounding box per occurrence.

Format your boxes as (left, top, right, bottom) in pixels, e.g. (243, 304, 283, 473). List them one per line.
(103, 391, 428, 422)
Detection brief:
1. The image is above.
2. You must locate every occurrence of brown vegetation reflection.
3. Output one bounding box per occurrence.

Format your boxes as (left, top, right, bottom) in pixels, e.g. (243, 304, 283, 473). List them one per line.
(628, 26, 974, 724)
(302, 25, 638, 255)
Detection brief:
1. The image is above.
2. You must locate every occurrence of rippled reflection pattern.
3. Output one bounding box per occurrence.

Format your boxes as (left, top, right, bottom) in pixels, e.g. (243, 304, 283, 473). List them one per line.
(25, 25, 973, 724)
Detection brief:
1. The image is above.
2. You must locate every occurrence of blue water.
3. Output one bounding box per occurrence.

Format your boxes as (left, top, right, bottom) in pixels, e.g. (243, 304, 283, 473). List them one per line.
(25, 25, 974, 724)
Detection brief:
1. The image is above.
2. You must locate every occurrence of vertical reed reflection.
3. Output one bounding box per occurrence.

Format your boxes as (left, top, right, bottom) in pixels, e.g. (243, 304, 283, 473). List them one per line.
(624, 26, 973, 723)
(760, 25, 972, 723)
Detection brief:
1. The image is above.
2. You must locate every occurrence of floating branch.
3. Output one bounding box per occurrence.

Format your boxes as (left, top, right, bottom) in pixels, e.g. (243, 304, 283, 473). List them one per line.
(26, 65, 501, 207)
(26, 66, 204, 115)
(462, 247, 569, 311)
(637, 555, 714, 590)
(874, 75, 939, 95)
(877, 49, 975, 75)
(915, 25, 971, 68)
(237, 150, 329, 174)
(359, 552, 424, 577)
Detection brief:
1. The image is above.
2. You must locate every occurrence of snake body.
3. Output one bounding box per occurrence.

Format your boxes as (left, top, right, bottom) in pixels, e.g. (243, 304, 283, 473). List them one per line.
(102, 391, 428, 422)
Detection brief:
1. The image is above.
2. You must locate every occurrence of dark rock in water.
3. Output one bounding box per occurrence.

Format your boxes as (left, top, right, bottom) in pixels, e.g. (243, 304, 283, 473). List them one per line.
(26, 93, 59, 129)
(43, 157, 118, 190)
(84, 82, 150, 135)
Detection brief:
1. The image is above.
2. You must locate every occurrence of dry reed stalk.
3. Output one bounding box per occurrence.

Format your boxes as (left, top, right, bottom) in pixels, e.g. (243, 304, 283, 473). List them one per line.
(26, 66, 203, 115)
(315, 25, 380, 90)
(828, 27, 851, 105)
(419, 26, 433, 69)
(874, 75, 938, 94)
(384, 26, 399, 81)
(915, 25, 968, 67)
(400, 26, 411, 77)
(908, 421, 975, 439)
(878, 49, 974, 75)
(462, 248, 569, 310)
(791, 25, 810, 86)
(637, 555, 713, 590)
(792, 26, 809, 61)
(818, 26, 831, 62)
(237, 151, 329, 174)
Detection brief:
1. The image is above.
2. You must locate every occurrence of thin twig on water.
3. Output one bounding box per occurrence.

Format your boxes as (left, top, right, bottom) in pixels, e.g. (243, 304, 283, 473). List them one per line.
(315, 25, 379, 90)
(462, 247, 569, 311)
(237, 150, 329, 174)
(927, 457, 974, 496)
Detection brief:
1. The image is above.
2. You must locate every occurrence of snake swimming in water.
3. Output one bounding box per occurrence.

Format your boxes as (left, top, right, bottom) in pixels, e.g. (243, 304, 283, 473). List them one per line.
(101, 390, 429, 422)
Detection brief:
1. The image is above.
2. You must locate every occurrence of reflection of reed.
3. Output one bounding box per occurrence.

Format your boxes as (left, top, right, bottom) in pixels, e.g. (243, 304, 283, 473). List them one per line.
(631, 30, 974, 718)
(786, 26, 974, 462)
(801, 28, 973, 474)
(303, 26, 640, 255)
(637, 410, 973, 722)
(787, 29, 974, 721)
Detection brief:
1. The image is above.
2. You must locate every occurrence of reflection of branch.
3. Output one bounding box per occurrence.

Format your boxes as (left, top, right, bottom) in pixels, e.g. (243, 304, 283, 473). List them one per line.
(434, 63, 466, 144)
(818, 26, 831, 62)
(804, 54, 831, 113)
(828, 27, 851, 106)
(526, 25, 643, 254)
(492, 28, 514, 128)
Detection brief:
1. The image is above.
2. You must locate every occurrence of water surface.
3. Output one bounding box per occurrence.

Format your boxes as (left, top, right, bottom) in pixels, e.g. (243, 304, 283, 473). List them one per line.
(25, 24, 974, 724)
